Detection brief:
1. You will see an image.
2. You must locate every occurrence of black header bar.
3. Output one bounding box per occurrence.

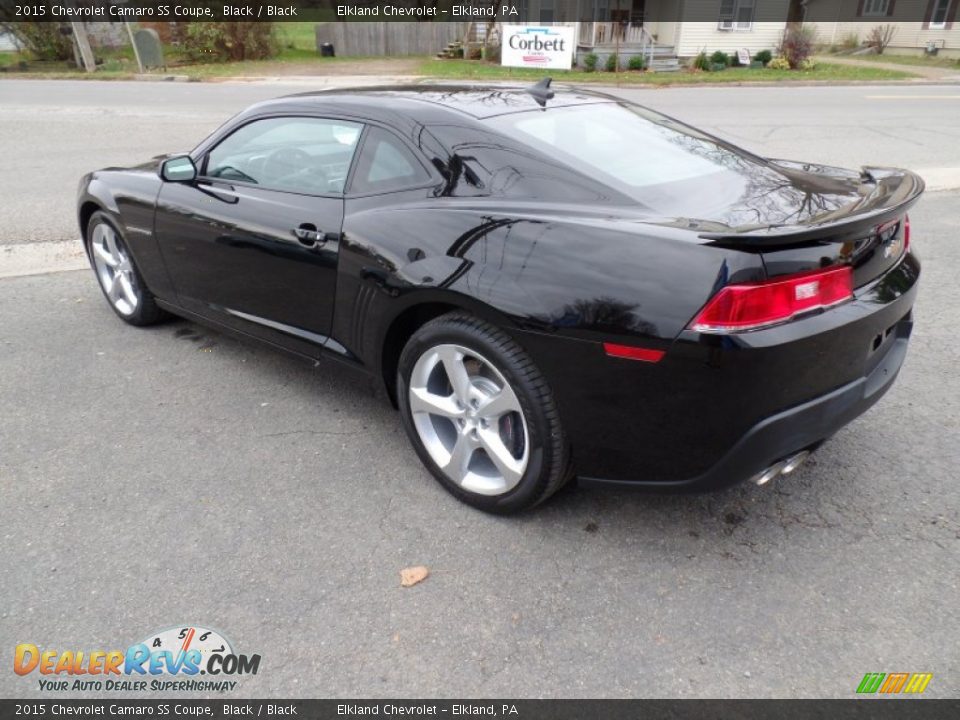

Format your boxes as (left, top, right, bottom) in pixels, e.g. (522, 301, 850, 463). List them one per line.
(0, 0, 953, 23)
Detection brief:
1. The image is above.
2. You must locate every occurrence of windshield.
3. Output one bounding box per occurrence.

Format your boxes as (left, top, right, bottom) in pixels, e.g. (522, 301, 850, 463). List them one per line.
(485, 103, 774, 216)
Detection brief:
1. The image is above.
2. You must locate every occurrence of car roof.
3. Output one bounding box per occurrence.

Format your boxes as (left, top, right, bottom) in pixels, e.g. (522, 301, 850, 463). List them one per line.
(251, 84, 622, 124)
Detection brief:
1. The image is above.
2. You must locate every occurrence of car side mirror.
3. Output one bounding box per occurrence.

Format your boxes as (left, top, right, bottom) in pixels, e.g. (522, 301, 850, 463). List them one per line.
(160, 155, 197, 183)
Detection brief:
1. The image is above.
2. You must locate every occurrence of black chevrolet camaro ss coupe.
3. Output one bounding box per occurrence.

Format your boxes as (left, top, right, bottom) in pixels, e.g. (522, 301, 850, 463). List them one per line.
(77, 82, 921, 513)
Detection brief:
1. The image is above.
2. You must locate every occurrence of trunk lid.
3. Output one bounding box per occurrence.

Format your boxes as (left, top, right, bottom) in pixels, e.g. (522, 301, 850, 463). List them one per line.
(699, 163, 923, 288)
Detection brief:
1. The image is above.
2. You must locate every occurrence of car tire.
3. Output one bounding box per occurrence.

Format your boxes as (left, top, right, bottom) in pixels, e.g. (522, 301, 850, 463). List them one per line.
(397, 312, 571, 514)
(86, 211, 166, 327)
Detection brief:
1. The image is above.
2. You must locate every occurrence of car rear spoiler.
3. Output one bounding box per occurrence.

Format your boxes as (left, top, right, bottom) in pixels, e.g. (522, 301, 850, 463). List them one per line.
(699, 167, 925, 248)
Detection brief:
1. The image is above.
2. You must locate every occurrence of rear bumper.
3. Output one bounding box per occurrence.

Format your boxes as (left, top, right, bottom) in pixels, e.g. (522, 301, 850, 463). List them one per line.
(512, 249, 918, 489)
(580, 314, 912, 492)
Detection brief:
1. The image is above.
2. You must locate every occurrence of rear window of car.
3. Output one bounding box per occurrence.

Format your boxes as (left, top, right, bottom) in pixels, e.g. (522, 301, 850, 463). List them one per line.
(484, 103, 771, 212)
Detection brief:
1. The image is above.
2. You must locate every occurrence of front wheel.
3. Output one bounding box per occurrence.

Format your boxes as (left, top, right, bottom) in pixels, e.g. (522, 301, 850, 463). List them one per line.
(86, 211, 166, 326)
(397, 313, 571, 514)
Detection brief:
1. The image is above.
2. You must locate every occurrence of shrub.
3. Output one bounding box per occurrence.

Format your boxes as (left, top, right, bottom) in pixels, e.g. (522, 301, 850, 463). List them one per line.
(182, 22, 277, 62)
(799, 58, 816, 71)
(710, 50, 730, 67)
(627, 55, 646, 71)
(692, 50, 710, 71)
(753, 49, 773, 66)
(767, 56, 791, 70)
(0, 22, 73, 61)
(840, 32, 860, 50)
(779, 25, 816, 69)
(605, 53, 619, 72)
(866, 24, 896, 54)
(583, 52, 598, 72)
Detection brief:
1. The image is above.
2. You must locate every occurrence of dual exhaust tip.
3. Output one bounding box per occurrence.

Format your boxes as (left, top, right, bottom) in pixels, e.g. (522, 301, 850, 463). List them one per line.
(751, 450, 811, 486)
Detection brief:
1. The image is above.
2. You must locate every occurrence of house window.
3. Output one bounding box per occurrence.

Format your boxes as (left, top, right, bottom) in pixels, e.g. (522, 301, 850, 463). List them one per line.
(539, 0, 554, 23)
(718, 0, 755, 30)
(860, 0, 891, 17)
(929, 0, 951, 28)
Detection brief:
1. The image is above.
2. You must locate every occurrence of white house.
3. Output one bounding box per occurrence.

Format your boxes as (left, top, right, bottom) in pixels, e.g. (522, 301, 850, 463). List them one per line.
(804, 0, 960, 57)
(524, 0, 792, 66)
(523, 0, 959, 65)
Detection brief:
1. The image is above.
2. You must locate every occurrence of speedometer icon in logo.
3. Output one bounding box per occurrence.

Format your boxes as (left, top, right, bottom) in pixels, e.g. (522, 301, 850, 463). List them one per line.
(137, 626, 233, 673)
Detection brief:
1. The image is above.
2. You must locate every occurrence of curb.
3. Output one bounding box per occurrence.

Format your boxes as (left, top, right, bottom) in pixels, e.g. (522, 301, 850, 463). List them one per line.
(1, 240, 87, 279)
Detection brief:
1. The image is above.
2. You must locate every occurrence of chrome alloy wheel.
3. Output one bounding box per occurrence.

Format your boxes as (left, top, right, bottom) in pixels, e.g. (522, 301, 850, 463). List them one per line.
(90, 223, 140, 316)
(408, 343, 529, 496)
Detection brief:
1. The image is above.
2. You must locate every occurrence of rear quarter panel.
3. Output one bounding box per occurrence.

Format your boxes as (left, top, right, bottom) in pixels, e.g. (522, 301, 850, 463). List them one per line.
(335, 196, 767, 482)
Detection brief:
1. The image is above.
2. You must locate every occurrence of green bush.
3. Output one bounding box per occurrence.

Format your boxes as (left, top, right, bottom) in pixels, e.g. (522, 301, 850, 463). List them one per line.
(767, 56, 791, 70)
(0, 22, 73, 61)
(753, 49, 773, 66)
(605, 53, 619, 72)
(692, 51, 710, 71)
(182, 22, 277, 62)
(710, 50, 730, 67)
(583, 52, 598, 72)
(627, 55, 646, 71)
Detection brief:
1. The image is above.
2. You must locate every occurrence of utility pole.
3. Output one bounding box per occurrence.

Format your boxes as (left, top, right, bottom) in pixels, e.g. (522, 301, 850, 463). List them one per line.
(70, 22, 96, 73)
(125, 22, 144, 74)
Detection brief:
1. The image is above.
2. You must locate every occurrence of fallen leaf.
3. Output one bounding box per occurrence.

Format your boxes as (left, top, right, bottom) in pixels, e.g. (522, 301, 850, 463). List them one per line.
(400, 565, 429, 587)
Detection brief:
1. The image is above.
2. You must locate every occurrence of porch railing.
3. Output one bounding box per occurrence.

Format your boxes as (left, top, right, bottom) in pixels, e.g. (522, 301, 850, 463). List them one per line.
(579, 22, 656, 67)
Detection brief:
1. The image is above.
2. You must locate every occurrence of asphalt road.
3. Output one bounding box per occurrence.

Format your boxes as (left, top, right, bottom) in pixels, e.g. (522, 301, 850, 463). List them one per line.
(1, 79, 959, 699)
(1, 80, 960, 244)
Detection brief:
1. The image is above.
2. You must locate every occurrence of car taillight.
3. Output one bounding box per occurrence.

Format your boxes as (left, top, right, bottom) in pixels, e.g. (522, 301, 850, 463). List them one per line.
(689, 265, 853, 334)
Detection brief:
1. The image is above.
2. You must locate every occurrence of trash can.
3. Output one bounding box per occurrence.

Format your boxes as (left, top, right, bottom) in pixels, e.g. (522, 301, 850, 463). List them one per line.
(320, 43, 335, 58)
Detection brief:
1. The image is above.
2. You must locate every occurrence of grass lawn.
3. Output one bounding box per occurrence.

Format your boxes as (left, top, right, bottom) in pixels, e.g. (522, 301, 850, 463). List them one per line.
(2, 47, 920, 84)
(276, 22, 322, 52)
(0, 38, 389, 81)
(0, 51, 135, 79)
(827, 53, 960, 69)
(416, 59, 919, 84)
(170, 55, 397, 79)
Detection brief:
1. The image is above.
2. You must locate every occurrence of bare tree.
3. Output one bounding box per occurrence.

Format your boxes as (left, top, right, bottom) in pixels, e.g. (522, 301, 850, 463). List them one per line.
(866, 24, 897, 55)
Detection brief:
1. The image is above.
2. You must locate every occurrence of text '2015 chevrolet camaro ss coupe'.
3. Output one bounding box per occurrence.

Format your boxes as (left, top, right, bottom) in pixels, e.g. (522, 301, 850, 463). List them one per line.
(78, 82, 921, 513)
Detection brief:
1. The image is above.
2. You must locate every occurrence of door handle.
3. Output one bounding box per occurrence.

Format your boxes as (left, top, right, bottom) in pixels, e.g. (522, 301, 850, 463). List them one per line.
(293, 224, 326, 247)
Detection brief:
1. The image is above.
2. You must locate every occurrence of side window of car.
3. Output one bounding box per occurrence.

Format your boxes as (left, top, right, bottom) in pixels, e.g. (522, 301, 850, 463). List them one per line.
(204, 117, 363, 195)
(349, 127, 431, 195)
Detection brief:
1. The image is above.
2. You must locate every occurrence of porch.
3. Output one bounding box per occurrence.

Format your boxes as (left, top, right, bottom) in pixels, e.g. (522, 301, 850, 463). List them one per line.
(578, 21, 652, 48)
(563, 0, 680, 68)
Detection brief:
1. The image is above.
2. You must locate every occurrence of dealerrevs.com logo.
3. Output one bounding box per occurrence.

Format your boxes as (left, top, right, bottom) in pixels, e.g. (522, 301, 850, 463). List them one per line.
(14, 626, 261, 693)
(856, 672, 933, 695)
